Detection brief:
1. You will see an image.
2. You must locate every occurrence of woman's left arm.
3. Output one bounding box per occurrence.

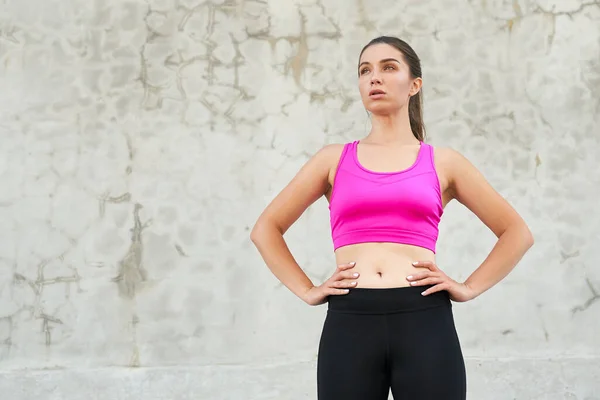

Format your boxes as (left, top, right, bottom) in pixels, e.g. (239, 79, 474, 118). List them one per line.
(408, 148, 534, 301)
(446, 148, 534, 298)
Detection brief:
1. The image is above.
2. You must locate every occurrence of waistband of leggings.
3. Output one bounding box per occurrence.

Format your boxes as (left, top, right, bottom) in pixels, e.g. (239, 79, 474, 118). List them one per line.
(326, 285, 450, 315)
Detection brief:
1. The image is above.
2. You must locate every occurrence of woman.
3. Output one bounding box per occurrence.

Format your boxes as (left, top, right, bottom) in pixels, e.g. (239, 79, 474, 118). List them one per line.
(250, 36, 534, 400)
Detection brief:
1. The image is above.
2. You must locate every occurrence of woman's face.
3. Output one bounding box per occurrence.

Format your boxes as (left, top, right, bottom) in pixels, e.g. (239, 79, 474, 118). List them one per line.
(357, 43, 421, 115)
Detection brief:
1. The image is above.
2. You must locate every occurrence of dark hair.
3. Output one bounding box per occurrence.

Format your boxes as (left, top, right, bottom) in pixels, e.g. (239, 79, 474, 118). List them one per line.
(359, 36, 426, 142)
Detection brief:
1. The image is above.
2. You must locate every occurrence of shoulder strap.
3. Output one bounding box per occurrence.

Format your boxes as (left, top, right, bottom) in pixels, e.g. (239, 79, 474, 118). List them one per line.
(423, 142, 437, 170)
(335, 141, 352, 171)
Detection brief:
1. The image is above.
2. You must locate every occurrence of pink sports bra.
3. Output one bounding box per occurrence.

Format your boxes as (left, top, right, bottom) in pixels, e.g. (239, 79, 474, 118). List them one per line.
(328, 140, 443, 253)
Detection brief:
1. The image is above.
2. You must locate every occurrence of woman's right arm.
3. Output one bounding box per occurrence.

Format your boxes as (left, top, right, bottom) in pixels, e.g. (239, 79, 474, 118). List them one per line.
(250, 144, 350, 304)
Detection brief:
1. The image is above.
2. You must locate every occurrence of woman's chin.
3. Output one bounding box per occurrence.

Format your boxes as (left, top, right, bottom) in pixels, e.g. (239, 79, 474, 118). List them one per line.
(366, 103, 399, 116)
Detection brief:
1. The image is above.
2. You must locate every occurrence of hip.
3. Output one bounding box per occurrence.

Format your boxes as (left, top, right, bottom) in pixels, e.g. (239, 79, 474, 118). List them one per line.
(326, 284, 450, 315)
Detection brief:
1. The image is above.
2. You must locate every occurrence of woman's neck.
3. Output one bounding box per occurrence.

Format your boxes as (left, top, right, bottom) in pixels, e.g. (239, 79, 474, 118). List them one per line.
(366, 109, 417, 145)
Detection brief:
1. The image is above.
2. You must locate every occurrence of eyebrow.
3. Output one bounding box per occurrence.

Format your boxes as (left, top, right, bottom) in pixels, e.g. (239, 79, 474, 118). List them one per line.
(358, 58, 401, 69)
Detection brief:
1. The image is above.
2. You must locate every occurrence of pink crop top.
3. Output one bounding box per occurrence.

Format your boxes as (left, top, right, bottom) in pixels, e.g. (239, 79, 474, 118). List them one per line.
(328, 140, 443, 253)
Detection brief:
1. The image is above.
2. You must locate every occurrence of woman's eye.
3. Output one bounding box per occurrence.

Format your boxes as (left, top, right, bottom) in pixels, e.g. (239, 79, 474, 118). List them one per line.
(360, 68, 369, 75)
(384, 65, 395, 70)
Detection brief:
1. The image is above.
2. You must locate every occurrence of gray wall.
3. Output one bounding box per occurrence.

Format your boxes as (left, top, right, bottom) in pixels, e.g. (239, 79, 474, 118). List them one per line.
(0, 0, 599, 399)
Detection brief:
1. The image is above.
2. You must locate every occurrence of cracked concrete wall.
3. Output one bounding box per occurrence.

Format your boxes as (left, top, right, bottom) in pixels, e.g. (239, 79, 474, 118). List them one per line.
(0, 0, 599, 399)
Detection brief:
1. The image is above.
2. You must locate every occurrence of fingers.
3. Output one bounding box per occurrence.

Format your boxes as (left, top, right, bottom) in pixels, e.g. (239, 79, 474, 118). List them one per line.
(407, 267, 446, 289)
(329, 271, 359, 286)
(335, 262, 359, 280)
(325, 279, 356, 296)
(408, 276, 444, 287)
(327, 288, 352, 295)
(327, 262, 359, 295)
(412, 260, 438, 271)
(405, 271, 430, 281)
(341, 271, 360, 280)
(329, 281, 357, 289)
(337, 261, 356, 271)
(421, 283, 449, 296)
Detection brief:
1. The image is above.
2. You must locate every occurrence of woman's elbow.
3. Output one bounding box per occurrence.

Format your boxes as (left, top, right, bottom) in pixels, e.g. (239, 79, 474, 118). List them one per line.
(250, 218, 277, 244)
(520, 222, 534, 249)
(250, 222, 264, 243)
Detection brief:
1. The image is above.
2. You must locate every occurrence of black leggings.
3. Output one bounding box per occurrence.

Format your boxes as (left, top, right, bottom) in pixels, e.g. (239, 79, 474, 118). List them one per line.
(317, 285, 466, 400)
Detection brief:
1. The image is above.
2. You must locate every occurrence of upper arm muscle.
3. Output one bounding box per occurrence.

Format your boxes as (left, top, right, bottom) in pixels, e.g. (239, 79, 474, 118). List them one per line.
(446, 148, 521, 238)
(253, 144, 342, 235)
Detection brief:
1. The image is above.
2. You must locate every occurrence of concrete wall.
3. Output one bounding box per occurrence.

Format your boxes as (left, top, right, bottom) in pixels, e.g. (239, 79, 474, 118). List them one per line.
(0, 0, 599, 398)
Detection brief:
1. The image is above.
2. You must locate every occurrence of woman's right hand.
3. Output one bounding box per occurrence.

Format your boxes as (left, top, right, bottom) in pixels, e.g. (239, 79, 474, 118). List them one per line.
(302, 262, 359, 306)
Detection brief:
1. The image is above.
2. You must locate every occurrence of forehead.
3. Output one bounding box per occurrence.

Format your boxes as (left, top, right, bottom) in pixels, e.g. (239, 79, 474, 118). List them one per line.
(359, 43, 405, 64)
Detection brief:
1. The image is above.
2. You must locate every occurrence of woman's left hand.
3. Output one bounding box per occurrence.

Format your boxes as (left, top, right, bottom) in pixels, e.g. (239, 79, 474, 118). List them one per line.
(407, 261, 477, 302)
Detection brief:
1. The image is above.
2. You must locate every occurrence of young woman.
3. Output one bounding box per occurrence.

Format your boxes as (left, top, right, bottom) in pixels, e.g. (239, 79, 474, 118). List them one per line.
(250, 36, 534, 400)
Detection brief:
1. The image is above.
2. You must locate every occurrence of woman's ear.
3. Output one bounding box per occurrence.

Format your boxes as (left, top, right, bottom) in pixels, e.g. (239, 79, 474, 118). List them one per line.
(409, 77, 423, 96)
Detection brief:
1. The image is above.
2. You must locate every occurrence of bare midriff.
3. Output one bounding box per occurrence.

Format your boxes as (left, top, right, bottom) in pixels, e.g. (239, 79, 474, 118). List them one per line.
(334, 242, 435, 288)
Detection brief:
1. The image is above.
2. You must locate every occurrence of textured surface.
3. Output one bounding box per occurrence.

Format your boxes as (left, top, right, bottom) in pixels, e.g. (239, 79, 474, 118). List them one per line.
(0, 0, 599, 398)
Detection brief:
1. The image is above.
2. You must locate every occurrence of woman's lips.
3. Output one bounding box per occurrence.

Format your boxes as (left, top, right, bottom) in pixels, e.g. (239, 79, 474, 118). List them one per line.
(369, 89, 386, 99)
(369, 92, 386, 99)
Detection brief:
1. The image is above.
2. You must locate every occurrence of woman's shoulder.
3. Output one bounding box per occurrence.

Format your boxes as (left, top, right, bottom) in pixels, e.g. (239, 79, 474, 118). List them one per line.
(429, 144, 481, 179)
(313, 142, 349, 165)
(429, 144, 469, 165)
(320, 142, 350, 153)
